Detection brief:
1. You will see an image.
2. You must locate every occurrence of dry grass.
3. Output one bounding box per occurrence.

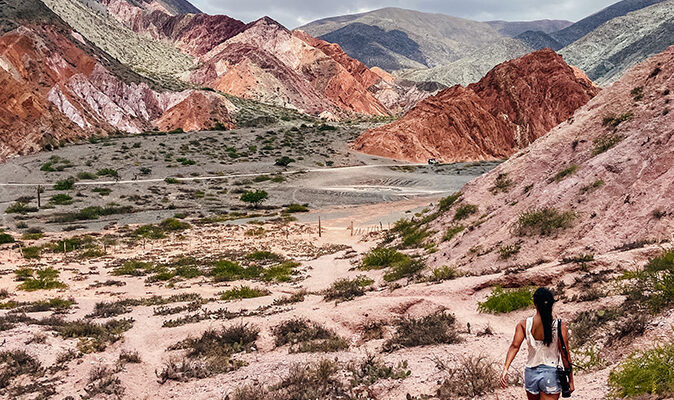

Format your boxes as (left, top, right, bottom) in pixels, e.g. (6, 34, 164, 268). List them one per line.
(383, 310, 460, 352)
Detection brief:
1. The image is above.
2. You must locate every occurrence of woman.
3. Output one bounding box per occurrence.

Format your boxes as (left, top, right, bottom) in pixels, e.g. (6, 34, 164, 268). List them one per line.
(500, 288, 574, 399)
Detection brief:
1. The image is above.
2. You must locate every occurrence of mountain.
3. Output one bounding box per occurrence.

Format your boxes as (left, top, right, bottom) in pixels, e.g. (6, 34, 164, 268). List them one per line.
(397, 38, 535, 87)
(44, 0, 427, 117)
(352, 49, 599, 163)
(551, 0, 668, 47)
(560, 0, 674, 86)
(299, 8, 504, 71)
(486, 19, 571, 37)
(515, 30, 563, 51)
(424, 45, 674, 273)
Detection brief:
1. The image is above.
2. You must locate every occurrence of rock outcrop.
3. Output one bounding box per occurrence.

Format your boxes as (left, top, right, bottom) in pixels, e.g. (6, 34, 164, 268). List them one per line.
(353, 49, 599, 162)
(425, 45, 674, 273)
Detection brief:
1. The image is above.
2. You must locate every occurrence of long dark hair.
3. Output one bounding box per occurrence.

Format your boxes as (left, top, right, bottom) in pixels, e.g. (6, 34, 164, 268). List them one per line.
(533, 287, 555, 346)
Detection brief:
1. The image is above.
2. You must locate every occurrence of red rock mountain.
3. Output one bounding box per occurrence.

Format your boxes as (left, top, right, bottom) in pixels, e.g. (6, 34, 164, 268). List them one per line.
(425, 45, 674, 274)
(0, 0, 233, 159)
(353, 49, 600, 162)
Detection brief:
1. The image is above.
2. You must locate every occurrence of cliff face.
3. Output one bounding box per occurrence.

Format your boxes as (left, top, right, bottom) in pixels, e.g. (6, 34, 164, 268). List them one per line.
(353, 49, 599, 162)
(425, 45, 674, 273)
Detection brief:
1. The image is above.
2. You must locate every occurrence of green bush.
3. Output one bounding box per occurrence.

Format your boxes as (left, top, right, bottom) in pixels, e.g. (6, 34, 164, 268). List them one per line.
(317, 124, 337, 131)
(478, 287, 534, 314)
(211, 260, 260, 282)
(593, 133, 626, 156)
(112, 261, 157, 276)
(240, 190, 268, 207)
(96, 168, 118, 178)
(498, 244, 521, 260)
(580, 179, 604, 195)
(17, 268, 67, 291)
(361, 248, 407, 270)
(6, 202, 36, 214)
(392, 218, 431, 248)
(54, 177, 76, 190)
(489, 173, 513, 194)
(622, 250, 674, 313)
(429, 266, 461, 282)
(383, 257, 425, 282)
(261, 261, 299, 282)
(272, 319, 348, 353)
(515, 208, 575, 236)
(275, 156, 295, 167)
(550, 165, 578, 183)
(77, 172, 97, 180)
(164, 177, 180, 184)
(49, 194, 73, 205)
(454, 204, 478, 221)
(220, 286, 270, 300)
(284, 204, 309, 213)
(245, 250, 283, 262)
(22, 246, 41, 259)
(601, 112, 633, 129)
(442, 225, 465, 242)
(159, 218, 190, 232)
(439, 192, 462, 212)
(323, 276, 374, 301)
(0, 233, 14, 244)
(609, 341, 674, 398)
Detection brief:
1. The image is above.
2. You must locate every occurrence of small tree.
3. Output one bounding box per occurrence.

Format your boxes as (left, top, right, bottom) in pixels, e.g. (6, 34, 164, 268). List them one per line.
(240, 190, 268, 208)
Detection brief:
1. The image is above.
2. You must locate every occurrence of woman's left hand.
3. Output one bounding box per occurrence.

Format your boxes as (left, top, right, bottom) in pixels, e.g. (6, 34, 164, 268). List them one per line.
(500, 369, 509, 388)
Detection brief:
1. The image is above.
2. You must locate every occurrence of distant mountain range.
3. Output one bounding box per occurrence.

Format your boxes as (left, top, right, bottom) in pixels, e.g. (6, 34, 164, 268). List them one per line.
(302, 0, 673, 88)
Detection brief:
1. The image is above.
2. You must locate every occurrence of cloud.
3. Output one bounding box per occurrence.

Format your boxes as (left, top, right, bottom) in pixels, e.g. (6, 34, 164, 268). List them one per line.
(192, 0, 618, 29)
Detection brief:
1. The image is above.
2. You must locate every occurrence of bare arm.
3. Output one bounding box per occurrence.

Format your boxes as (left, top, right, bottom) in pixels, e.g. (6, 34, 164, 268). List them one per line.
(500, 321, 526, 388)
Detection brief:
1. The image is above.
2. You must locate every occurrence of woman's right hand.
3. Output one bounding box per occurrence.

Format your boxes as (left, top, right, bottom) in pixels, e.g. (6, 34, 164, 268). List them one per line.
(500, 368, 508, 388)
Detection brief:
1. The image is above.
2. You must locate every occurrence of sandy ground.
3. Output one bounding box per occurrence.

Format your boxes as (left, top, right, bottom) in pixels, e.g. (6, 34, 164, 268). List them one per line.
(1, 192, 670, 399)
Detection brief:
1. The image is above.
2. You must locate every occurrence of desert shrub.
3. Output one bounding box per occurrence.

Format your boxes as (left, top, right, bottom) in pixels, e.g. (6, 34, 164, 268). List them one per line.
(606, 313, 647, 346)
(454, 204, 478, 221)
(361, 247, 407, 269)
(593, 133, 626, 155)
(284, 204, 309, 213)
(131, 224, 165, 239)
(348, 355, 410, 386)
(562, 253, 595, 264)
(84, 366, 124, 398)
(550, 165, 578, 183)
(478, 287, 534, 314)
(391, 219, 431, 248)
(76, 171, 97, 180)
(275, 156, 295, 167)
(383, 257, 425, 282)
(631, 86, 644, 101)
(273, 290, 307, 306)
(210, 260, 260, 282)
(49, 194, 73, 205)
(96, 168, 118, 178)
(220, 286, 270, 300)
(580, 179, 605, 195)
(323, 276, 374, 302)
(622, 250, 674, 313)
(92, 187, 112, 196)
(156, 357, 211, 383)
(489, 173, 513, 194)
(569, 307, 622, 346)
(439, 192, 462, 212)
(53, 177, 76, 191)
(56, 318, 134, 353)
(601, 112, 633, 129)
(498, 244, 521, 260)
(17, 268, 66, 291)
(271, 359, 344, 399)
(442, 225, 465, 242)
(273, 319, 348, 353)
(429, 266, 461, 282)
(609, 340, 674, 398)
(88, 300, 137, 318)
(176, 158, 196, 166)
(5, 202, 36, 214)
(118, 350, 141, 364)
(436, 355, 499, 398)
(164, 177, 180, 184)
(40, 156, 72, 172)
(175, 324, 259, 360)
(515, 208, 575, 236)
(11, 297, 73, 313)
(384, 311, 460, 351)
(159, 218, 190, 232)
(0, 233, 14, 244)
(261, 261, 299, 282)
(246, 250, 283, 262)
(0, 350, 42, 389)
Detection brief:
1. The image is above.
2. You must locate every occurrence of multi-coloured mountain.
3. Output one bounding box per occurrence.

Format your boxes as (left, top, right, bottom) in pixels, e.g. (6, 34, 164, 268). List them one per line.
(425, 44, 674, 273)
(353, 49, 599, 162)
(0, 0, 434, 159)
(0, 0, 234, 159)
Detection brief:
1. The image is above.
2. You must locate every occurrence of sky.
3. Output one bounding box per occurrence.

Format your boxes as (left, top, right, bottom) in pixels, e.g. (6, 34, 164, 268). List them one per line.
(191, 0, 620, 29)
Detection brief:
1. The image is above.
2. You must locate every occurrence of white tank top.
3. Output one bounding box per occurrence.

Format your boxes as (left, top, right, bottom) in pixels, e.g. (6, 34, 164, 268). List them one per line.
(525, 316, 561, 368)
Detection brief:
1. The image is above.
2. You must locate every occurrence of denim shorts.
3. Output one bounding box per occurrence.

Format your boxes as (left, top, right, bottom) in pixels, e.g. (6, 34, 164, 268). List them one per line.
(525, 365, 561, 395)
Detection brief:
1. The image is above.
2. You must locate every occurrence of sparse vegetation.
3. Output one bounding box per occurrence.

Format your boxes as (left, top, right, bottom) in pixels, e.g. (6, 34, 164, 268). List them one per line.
(601, 112, 633, 129)
(515, 208, 575, 236)
(54, 177, 76, 190)
(489, 173, 513, 194)
(274, 156, 295, 167)
(49, 194, 73, 205)
(384, 310, 460, 351)
(436, 355, 499, 399)
(454, 204, 478, 221)
(323, 276, 374, 302)
(16, 268, 66, 291)
(609, 340, 674, 398)
(429, 265, 462, 282)
(550, 165, 578, 182)
(622, 250, 674, 314)
(593, 133, 626, 156)
(498, 244, 521, 260)
(56, 318, 134, 353)
(0, 232, 14, 244)
(361, 247, 407, 269)
(96, 168, 119, 178)
(273, 319, 349, 353)
(442, 225, 465, 242)
(220, 286, 271, 300)
(478, 287, 534, 314)
(439, 192, 462, 212)
(580, 179, 605, 194)
(240, 190, 268, 208)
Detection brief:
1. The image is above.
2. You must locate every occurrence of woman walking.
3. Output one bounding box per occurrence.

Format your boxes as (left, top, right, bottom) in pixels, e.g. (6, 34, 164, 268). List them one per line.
(500, 288, 574, 399)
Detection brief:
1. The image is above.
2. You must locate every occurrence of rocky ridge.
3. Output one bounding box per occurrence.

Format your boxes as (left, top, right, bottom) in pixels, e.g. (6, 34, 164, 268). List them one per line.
(353, 49, 599, 162)
(425, 45, 674, 273)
